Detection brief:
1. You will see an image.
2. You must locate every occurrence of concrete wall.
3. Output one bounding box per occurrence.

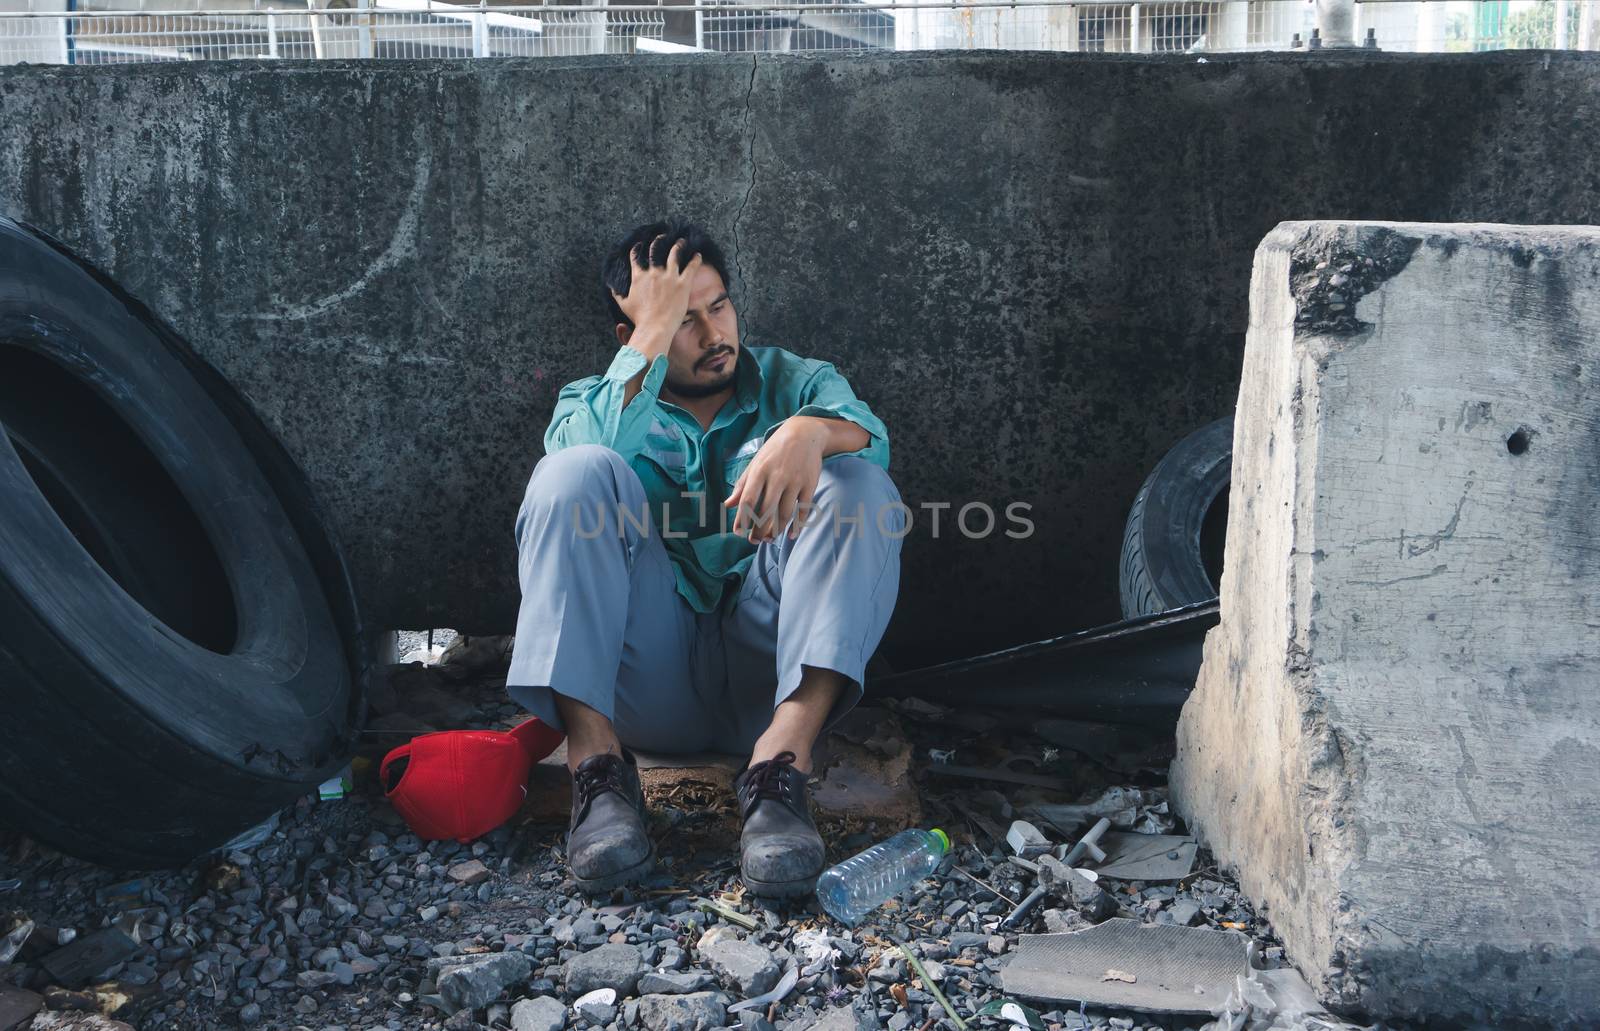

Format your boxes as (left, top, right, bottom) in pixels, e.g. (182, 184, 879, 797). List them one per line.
(3, 51, 1600, 665)
(1171, 221, 1600, 1027)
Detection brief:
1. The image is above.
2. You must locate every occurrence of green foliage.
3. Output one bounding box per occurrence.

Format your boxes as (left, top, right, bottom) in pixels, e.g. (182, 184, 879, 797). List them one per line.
(1503, 0, 1583, 49)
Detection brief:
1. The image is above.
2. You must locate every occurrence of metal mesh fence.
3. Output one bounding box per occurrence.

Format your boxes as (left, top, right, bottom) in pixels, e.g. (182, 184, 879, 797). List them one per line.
(1, 1, 1597, 63)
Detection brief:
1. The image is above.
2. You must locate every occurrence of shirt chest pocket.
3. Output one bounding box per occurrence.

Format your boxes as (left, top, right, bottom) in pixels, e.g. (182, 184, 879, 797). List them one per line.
(642, 420, 688, 485)
(722, 437, 763, 490)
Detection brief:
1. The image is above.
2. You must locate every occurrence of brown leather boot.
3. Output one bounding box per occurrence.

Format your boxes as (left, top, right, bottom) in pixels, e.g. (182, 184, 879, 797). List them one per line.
(735, 751, 825, 898)
(567, 750, 654, 894)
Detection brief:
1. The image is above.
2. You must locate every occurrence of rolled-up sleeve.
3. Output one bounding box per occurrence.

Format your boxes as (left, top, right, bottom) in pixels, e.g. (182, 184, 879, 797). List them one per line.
(766, 362, 890, 470)
(544, 346, 668, 461)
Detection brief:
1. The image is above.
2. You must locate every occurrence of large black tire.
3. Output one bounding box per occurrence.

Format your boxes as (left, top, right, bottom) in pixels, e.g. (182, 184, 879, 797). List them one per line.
(0, 217, 366, 869)
(1118, 417, 1233, 619)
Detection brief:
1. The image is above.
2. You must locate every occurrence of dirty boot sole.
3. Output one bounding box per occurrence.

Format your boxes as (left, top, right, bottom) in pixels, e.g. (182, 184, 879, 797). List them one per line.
(742, 869, 818, 899)
(570, 845, 656, 895)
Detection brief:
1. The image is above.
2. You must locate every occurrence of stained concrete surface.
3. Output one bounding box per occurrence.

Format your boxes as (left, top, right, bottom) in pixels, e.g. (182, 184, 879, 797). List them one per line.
(4, 53, 1600, 664)
(1171, 221, 1600, 1027)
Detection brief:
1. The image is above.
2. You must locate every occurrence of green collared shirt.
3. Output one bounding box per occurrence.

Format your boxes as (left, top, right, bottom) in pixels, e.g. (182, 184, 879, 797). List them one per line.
(546, 345, 890, 613)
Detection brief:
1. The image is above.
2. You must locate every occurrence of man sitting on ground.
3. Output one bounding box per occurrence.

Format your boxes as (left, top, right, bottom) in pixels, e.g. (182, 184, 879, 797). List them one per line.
(506, 219, 904, 896)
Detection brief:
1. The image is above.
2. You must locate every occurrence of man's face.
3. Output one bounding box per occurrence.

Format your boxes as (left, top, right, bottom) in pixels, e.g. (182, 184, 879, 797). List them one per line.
(660, 265, 739, 400)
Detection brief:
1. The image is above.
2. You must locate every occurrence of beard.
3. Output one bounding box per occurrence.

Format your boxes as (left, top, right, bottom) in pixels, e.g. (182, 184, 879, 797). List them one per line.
(665, 348, 739, 399)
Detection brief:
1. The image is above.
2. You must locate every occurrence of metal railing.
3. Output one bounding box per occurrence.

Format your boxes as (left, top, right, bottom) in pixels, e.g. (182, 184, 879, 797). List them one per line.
(1, 0, 1597, 64)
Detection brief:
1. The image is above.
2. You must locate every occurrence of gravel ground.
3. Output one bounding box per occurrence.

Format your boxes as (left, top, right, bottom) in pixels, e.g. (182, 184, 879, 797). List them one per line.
(395, 631, 460, 663)
(0, 662, 1379, 1031)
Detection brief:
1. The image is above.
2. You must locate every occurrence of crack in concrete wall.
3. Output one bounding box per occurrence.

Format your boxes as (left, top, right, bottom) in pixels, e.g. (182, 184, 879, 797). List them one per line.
(731, 52, 760, 321)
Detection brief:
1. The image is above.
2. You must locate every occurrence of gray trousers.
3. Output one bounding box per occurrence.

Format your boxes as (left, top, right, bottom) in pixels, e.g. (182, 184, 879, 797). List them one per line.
(506, 444, 904, 755)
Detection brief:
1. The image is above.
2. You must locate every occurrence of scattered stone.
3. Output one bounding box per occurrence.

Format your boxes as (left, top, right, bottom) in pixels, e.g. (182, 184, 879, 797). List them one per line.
(510, 996, 567, 1031)
(564, 942, 646, 997)
(0, 667, 1284, 1031)
(0, 986, 44, 1031)
(638, 970, 716, 995)
(797, 1005, 874, 1030)
(636, 991, 727, 1031)
(1168, 899, 1203, 927)
(576, 1001, 617, 1025)
(25, 1014, 135, 1031)
(1042, 908, 1089, 934)
(438, 952, 534, 1012)
(699, 936, 780, 996)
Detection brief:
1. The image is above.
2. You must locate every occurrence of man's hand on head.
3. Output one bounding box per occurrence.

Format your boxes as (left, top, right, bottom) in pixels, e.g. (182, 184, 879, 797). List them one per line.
(610, 235, 703, 357)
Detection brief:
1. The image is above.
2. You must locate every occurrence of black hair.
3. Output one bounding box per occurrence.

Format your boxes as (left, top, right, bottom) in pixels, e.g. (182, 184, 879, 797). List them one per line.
(601, 219, 733, 329)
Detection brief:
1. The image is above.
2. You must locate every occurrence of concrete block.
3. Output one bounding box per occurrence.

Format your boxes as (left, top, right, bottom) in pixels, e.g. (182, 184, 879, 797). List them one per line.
(1171, 222, 1600, 1028)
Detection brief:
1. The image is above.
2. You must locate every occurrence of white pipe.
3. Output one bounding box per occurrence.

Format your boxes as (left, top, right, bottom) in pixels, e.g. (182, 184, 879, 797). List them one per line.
(1314, 0, 1357, 46)
(305, 0, 323, 57)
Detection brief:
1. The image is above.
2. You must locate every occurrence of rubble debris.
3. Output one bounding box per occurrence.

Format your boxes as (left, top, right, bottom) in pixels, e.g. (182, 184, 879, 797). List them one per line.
(1029, 786, 1168, 836)
(215, 812, 279, 853)
(0, 986, 44, 1031)
(949, 864, 1017, 905)
(895, 943, 966, 1030)
(1060, 817, 1112, 865)
(445, 859, 492, 886)
(563, 942, 645, 997)
(26, 1013, 136, 1031)
(1095, 832, 1199, 881)
(90, 882, 143, 909)
(1034, 720, 1175, 776)
(807, 709, 921, 826)
(694, 898, 759, 932)
(573, 986, 618, 1023)
(509, 995, 566, 1031)
(1048, 864, 1117, 924)
(1004, 820, 1052, 859)
(1003, 919, 1250, 1013)
(40, 983, 132, 1017)
(1000, 885, 1048, 930)
(435, 633, 515, 680)
(0, 916, 33, 964)
(0, 672, 1291, 1031)
(791, 929, 839, 975)
(926, 765, 1071, 791)
(318, 765, 353, 801)
(700, 935, 780, 995)
(974, 998, 1045, 1029)
(637, 990, 728, 1030)
(728, 966, 798, 1014)
(38, 929, 140, 989)
(436, 951, 533, 1011)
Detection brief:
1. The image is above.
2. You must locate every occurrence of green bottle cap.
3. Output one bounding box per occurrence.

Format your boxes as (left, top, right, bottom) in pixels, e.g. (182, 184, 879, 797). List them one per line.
(930, 828, 950, 854)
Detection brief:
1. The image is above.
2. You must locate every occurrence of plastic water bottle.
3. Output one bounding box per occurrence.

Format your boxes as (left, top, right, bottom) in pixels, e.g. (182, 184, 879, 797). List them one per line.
(815, 828, 950, 925)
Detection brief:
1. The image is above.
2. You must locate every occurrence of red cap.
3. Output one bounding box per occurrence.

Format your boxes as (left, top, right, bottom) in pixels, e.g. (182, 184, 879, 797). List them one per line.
(381, 718, 563, 843)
